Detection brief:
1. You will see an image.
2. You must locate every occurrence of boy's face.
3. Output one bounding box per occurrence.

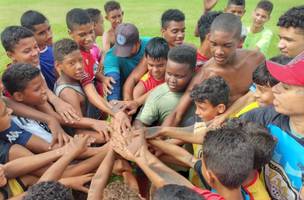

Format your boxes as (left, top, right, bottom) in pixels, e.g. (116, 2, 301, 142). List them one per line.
(252, 8, 270, 29)
(254, 84, 274, 107)
(32, 21, 53, 50)
(7, 37, 40, 66)
(225, 5, 246, 18)
(0, 100, 13, 132)
(195, 100, 225, 122)
(146, 56, 167, 81)
(57, 50, 84, 81)
(106, 9, 123, 29)
(272, 82, 304, 116)
(94, 15, 104, 37)
(14, 75, 47, 106)
(69, 23, 95, 52)
(161, 21, 185, 48)
(278, 27, 304, 58)
(208, 31, 239, 65)
(165, 59, 193, 92)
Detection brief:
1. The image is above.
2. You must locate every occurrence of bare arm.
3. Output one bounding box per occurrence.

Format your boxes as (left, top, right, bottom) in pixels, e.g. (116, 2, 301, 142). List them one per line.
(88, 149, 115, 200)
(149, 140, 197, 168)
(133, 81, 146, 99)
(123, 57, 147, 101)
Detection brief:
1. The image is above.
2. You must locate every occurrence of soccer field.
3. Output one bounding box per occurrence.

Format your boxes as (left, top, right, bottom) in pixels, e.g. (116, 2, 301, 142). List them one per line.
(0, 0, 302, 73)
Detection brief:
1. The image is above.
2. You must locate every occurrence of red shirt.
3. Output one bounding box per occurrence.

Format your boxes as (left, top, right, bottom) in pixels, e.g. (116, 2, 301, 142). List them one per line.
(192, 187, 225, 200)
(140, 72, 165, 93)
(196, 51, 209, 72)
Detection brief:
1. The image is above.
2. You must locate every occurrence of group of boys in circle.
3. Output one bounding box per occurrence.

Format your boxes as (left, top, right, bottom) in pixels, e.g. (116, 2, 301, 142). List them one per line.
(0, 0, 303, 199)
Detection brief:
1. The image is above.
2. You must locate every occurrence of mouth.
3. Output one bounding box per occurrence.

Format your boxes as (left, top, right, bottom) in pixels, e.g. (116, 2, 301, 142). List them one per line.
(214, 56, 226, 63)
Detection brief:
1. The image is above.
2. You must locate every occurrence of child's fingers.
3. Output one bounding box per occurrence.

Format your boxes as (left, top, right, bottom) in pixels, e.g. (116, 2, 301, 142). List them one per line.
(110, 77, 116, 84)
(79, 186, 89, 193)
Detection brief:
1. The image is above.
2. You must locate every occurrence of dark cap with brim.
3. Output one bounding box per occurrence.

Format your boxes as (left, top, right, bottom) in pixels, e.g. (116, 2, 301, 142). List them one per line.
(114, 23, 139, 57)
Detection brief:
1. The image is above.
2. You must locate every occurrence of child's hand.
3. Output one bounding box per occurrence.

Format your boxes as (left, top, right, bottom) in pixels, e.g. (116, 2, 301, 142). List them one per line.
(102, 76, 116, 95)
(145, 126, 164, 139)
(91, 121, 112, 142)
(60, 173, 93, 193)
(113, 110, 131, 132)
(0, 165, 7, 187)
(120, 100, 140, 116)
(54, 98, 80, 124)
(47, 117, 71, 148)
(64, 135, 93, 156)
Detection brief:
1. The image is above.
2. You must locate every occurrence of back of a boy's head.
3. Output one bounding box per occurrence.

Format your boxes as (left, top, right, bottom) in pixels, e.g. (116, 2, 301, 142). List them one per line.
(161, 9, 185, 29)
(277, 6, 304, 31)
(66, 8, 92, 31)
(168, 44, 196, 70)
(198, 11, 222, 42)
(210, 13, 241, 39)
(227, 0, 245, 7)
(1, 26, 34, 52)
(103, 181, 140, 200)
(203, 125, 254, 189)
(190, 76, 229, 107)
(23, 181, 74, 200)
(153, 184, 205, 200)
(53, 38, 79, 62)
(145, 37, 169, 60)
(86, 8, 101, 23)
(104, 0, 121, 14)
(2, 63, 40, 95)
(225, 118, 276, 170)
(256, 0, 273, 14)
(253, 55, 292, 87)
(20, 10, 48, 32)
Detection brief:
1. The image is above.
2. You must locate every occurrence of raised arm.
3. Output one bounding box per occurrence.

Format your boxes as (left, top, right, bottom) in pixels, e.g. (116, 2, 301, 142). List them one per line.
(88, 149, 115, 200)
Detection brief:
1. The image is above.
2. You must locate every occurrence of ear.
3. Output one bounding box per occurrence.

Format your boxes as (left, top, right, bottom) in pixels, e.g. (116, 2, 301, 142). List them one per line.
(6, 51, 15, 62)
(216, 104, 226, 114)
(207, 170, 219, 188)
(55, 61, 62, 76)
(68, 29, 72, 37)
(161, 28, 166, 36)
(12, 92, 24, 102)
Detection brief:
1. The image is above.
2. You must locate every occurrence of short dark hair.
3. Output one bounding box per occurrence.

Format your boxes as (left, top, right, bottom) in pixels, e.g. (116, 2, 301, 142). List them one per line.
(256, 0, 273, 14)
(2, 63, 40, 95)
(190, 76, 229, 107)
(53, 38, 79, 62)
(161, 9, 185, 29)
(253, 55, 292, 87)
(66, 8, 92, 31)
(153, 184, 205, 200)
(20, 10, 48, 31)
(168, 44, 196, 70)
(198, 11, 223, 42)
(225, 119, 276, 170)
(203, 125, 254, 189)
(23, 181, 74, 200)
(210, 13, 242, 39)
(145, 37, 169, 60)
(227, 0, 245, 7)
(86, 8, 102, 24)
(277, 6, 304, 32)
(1, 26, 34, 52)
(104, 1, 121, 14)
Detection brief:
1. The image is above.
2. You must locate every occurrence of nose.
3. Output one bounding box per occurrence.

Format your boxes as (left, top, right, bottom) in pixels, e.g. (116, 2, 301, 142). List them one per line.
(215, 47, 224, 56)
(278, 39, 286, 50)
(75, 62, 83, 70)
(253, 90, 261, 99)
(177, 31, 184, 39)
(47, 29, 53, 40)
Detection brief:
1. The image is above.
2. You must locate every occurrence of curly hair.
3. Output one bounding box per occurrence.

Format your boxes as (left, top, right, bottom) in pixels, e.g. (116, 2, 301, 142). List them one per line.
(103, 181, 140, 200)
(197, 11, 223, 42)
(277, 6, 304, 31)
(23, 181, 74, 200)
(190, 76, 230, 107)
(53, 38, 79, 62)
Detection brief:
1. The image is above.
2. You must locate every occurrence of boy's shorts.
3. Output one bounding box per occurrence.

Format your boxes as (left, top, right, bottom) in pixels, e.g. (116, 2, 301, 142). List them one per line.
(0, 140, 12, 164)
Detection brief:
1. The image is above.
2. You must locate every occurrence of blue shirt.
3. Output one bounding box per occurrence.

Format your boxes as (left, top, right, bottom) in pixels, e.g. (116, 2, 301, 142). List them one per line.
(0, 121, 32, 146)
(241, 106, 304, 200)
(104, 37, 150, 100)
(40, 46, 56, 90)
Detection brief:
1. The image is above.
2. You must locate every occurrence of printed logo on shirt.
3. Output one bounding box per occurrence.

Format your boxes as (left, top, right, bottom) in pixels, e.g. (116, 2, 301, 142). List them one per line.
(6, 131, 22, 143)
(264, 161, 299, 200)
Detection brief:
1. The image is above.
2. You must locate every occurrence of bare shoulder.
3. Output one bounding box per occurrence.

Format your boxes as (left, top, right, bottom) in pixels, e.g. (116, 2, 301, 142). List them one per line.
(238, 49, 265, 63)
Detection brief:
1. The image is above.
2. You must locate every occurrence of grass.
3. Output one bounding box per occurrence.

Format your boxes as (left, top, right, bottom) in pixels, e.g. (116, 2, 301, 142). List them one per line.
(0, 0, 302, 74)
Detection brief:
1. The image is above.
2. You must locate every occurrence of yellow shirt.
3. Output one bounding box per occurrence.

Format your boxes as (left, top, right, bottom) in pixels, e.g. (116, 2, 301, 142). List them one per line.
(244, 171, 271, 200)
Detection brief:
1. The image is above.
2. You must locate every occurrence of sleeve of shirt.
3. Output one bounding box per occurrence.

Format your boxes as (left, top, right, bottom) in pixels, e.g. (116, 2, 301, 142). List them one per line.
(80, 71, 93, 87)
(104, 49, 121, 101)
(240, 106, 277, 128)
(256, 30, 273, 56)
(136, 94, 158, 125)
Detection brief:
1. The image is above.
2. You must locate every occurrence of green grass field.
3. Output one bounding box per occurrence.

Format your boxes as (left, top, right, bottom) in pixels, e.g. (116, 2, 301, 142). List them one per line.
(0, 0, 302, 74)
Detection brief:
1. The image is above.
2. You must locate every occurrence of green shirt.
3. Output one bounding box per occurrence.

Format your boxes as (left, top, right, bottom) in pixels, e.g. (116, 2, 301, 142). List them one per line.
(136, 83, 194, 126)
(243, 27, 274, 58)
